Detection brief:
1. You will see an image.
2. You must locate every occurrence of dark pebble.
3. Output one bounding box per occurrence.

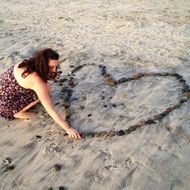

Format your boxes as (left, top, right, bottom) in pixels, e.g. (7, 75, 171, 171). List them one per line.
(152, 73, 163, 76)
(95, 131, 107, 138)
(53, 164, 62, 171)
(168, 73, 176, 76)
(125, 129, 131, 134)
(180, 98, 188, 104)
(64, 103, 70, 109)
(132, 73, 143, 79)
(179, 79, 186, 83)
(59, 187, 65, 190)
(35, 135, 42, 139)
(85, 133, 95, 138)
(172, 104, 181, 109)
(65, 115, 70, 120)
(183, 84, 190, 89)
(181, 88, 190, 93)
(80, 105, 85, 110)
(61, 87, 69, 94)
(143, 73, 153, 77)
(80, 133, 85, 139)
(117, 130, 125, 136)
(183, 92, 190, 98)
(174, 73, 183, 79)
(145, 119, 156, 125)
(3, 157, 12, 164)
(88, 114, 92, 117)
(154, 114, 163, 120)
(165, 108, 173, 113)
(3, 165, 15, 172)
(101, 96, 105, 100)
(160, 72, 169, 76)
(69, 76, 74, 80)
(160, 111, 169, 117)
(71, 97, 78, 101)
(98, 64, 106, 69)
(101, 69, 107, 76)
(104, 104, 107, 108)
(71, 65, 84, 74)
(118, 78, 129, 83)
(67, 89, 73, 95)
(112, 104, 117, 108)
(128, 125, 140, 131)
(64, 97, 71, 103)
(59, 78, 67, 83)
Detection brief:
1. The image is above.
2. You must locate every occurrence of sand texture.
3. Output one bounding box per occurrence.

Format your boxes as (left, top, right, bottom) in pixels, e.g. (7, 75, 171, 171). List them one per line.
(0, 0, 190, 189)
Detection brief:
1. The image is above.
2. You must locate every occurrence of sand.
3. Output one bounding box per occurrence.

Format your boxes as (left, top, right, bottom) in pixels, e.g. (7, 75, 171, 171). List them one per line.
(0, 0, 190, 189)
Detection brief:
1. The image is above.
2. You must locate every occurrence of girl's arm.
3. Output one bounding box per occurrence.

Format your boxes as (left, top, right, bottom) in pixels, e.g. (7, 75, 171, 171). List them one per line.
(32, 77, 81, 139)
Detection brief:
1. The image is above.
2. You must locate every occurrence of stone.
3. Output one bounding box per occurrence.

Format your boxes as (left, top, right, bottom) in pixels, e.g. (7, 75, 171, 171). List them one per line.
(53, 164, 62, 172)
(117, 130, 125, 136)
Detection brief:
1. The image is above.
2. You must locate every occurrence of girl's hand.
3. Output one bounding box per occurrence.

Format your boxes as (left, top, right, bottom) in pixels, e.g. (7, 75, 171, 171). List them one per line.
(66, 127, 81, 139)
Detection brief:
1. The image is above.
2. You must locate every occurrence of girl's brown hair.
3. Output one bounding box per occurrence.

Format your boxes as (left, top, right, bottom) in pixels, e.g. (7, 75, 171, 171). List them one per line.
(18, 48, 59, 82)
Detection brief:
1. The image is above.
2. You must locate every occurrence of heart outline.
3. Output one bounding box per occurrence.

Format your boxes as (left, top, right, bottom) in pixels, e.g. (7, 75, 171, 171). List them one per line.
(57, 64, 190, 139)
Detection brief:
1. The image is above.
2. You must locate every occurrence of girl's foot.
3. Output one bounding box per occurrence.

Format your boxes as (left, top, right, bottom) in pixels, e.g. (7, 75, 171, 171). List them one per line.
(14, 111, 36, 120)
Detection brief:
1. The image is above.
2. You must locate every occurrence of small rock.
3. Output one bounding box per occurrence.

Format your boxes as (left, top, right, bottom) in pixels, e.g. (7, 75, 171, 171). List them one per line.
(179, 79, 186, 83)
(128, 125, 140, 131)
(112, 104, 117, 108)
(3, 157, 12, 164)
(117, 130, 125, 136)
(101, 96, 105, 100)
(145, 119, 156, 125)
(53, 164, 62, 172)
(58, 186, 66, 190)
(103, 74, 117, 86)
(85, 132, 95, 138)
(180, 98, 188, 104)
(132, 73, 144, 79)
(160, 112, 169, 117)
(118, 77, 128, 83)
(165, 108, 172, 113)
(80, 105, 85, 110)
(35, 135, 42, 139)
(3, 165, 15, 172)
(65, 115, 70, 120)
(174, 104, 181, 109)
(95, 131, 107, 138)
(183, 92, 190, 98)
(154, 114, 163, 120)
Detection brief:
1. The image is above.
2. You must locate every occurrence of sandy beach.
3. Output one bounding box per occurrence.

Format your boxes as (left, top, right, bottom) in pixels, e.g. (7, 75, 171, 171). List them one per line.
(0, 0, 190, 189)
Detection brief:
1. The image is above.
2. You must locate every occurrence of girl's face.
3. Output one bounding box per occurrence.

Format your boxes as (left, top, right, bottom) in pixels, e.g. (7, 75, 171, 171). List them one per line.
(48, 59, 59, 73)
(48, 59, 62, 80)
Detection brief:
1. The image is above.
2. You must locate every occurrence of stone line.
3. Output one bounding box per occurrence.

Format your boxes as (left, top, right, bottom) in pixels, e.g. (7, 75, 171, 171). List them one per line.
(55, 64, 190, 139)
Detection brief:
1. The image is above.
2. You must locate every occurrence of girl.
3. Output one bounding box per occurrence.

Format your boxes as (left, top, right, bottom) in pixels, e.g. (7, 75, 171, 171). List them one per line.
(0, 48, 81, 139)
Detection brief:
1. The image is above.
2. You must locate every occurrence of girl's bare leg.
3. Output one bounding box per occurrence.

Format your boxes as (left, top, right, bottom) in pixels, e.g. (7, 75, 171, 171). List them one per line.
(14, 82, 52, 119)
(14, 99, 40, 119)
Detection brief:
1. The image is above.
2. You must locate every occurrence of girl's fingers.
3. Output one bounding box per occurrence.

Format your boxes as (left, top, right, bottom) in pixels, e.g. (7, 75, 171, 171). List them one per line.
(67, 129, 81, 139)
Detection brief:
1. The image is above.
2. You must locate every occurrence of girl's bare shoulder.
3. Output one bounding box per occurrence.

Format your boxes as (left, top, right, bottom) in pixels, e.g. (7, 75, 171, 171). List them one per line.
(13, 63, 44, 90)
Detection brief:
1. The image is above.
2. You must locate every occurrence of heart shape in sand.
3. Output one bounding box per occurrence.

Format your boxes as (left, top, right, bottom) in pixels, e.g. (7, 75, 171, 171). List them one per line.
(57, 64, 190, 139)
